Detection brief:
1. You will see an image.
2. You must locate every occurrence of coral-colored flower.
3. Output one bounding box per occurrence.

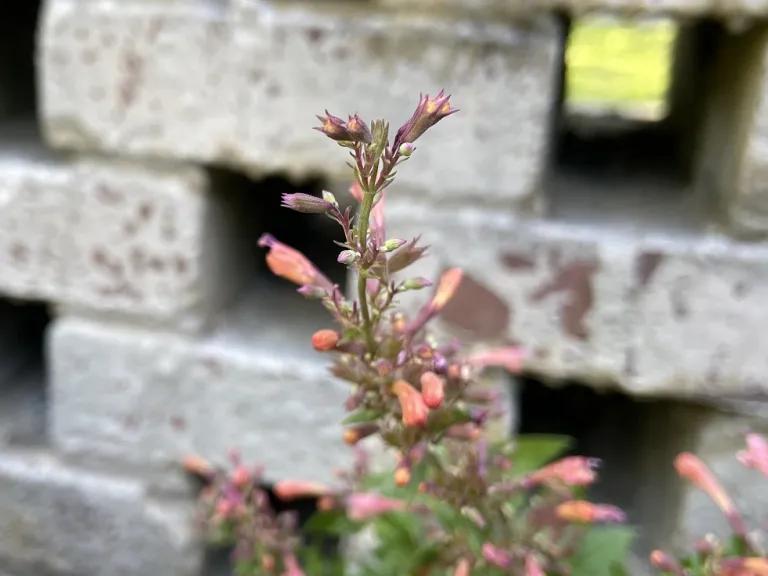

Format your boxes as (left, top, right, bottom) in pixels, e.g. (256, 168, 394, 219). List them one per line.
(394, 465, 411, 487)
(370, 191, 386, 246)
(282, 552, 305, 576)
(420, 371, 445, 409)
(555, 501, 626, 524)
(465, 347, 525, 373)
(231, 465, 251, 488)
(720, 557, 768, 576)
(394, 90, 458, 147)
(649, 551, 684, 575)
(482, 543, 511, 569)
(431, 268, 463, 312)
(526, 456, 599, 487)
(258, 234, 333, 291)
(349, 182, 364, 203)
(392, 379, 429, 427)
(182, 454, 214, 478)
(675, 452, 734, 514)
(273, 480, 330, 501)
(525, 554, 546, 576)
(311, 329, 340, 352)
(346, 492, 406, 521)
(454, 558, 471, 576)
(738, 433, 768, 478)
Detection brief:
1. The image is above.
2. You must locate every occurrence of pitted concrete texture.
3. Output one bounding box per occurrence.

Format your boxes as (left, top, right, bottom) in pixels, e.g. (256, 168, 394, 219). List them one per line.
(49, 286, 353, 486)
(40, 0, 562, 211)
(0, 448, 202, 576)
(385, 198, 768, 399)
(379, 0, 768, 17)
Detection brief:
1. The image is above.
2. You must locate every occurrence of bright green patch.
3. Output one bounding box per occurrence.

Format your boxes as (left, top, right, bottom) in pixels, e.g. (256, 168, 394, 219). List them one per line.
(566, 19, 677, 106)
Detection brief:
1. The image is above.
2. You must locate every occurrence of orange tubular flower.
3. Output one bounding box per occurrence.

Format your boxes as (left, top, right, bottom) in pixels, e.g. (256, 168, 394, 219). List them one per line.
(454, 558, 471, 576)
(524, 554, 546, 576)
(311, 329, 340, 352)
(465, 347, 526, 374)
(555, 500, 626, 524)
(258, 233, 333, 292)
(420, 371, 445, 409)
(675, 452, 735, 515)
(526, 456, 599, 487)
(392, 379, 429, 427)
(431, 268, 463, 312)
(272, 480, 330, 501)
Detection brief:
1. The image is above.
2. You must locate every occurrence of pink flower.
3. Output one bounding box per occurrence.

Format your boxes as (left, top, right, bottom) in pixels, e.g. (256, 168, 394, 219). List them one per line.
(675, 452, 735, 515)
(738, 432, 768, 478)
(281, 552, 305, 576)
(555, 500, 626, 524)
(465, 347, 525, 373)
(525, 554, 546, 576)
(258, 234, 333, 292)
(346, 492, 406, 521)
(482, 543, 511, 569)
(370, 191, 386, 246)
(420, 371, 445, 409)
(431, 268, 463, 312)
(273, 480, 330, 501)
(526, 456, 599, 487)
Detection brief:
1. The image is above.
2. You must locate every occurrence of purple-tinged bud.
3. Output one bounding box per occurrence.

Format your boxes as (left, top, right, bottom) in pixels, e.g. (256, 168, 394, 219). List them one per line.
(346, 114, 373, 144)
(393, 90, 458, 148)
(398, 143, 415, 157)
(379, 238, 407, 253)
(297, 285, 327, 300)
(432, 353, 449, 373)
(337, 250, 360, 265)
(322, 190, 339, 209)
(280, 192, 334, 214)
(396, 349, 408, 367)
(400, 277, 433, 292)
(314, 110, 354, 142)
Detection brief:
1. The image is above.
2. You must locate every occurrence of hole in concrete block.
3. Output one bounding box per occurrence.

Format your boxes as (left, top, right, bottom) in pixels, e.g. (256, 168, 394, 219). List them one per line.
(0, 299, 51, 448)
(0, 0, 41, 128)
(206, 168, 352, 354)
(550, 16, 716, 234)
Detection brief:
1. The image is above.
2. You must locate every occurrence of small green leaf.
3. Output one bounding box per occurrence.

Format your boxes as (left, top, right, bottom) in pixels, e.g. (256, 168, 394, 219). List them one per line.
(569, 525, 636, 576)
(303, 509, 362, 536)
(342, 409, 383, 425)
(510, 434, 575, 477)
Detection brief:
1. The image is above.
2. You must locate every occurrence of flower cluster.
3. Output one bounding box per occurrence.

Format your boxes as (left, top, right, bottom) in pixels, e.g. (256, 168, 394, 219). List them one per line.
(185, 92, 631, 576)
(651, 433, 768, 576)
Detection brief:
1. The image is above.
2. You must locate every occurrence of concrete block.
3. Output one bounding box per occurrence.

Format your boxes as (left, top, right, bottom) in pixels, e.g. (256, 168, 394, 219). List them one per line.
(61, 158, 250, 333)
(49, 288, 352, 485)
(383, 198, 768, 399)
(0, 136, 73, 301)
(0, 448, 202, 576)
(40, 0, 563, 212)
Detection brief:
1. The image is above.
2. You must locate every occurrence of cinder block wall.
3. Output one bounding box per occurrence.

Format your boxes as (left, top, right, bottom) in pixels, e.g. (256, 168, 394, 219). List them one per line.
(1, 0, 768, 573)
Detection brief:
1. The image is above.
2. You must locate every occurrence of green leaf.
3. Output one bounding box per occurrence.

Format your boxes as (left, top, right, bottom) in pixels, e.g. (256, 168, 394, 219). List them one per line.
(510, 434, 574, 477)
(569, 525, 636, 576)
(303, 509, 362, 537)
(342, 409, 383, 425)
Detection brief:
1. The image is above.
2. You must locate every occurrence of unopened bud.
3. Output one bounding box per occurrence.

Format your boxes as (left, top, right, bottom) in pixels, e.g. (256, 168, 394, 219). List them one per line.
(379, 238, 407, 253)
(231, 465, 251, 488)
(337, 250, 360, 266)
(312, 329, 340, 351)
(555, 501, 626, 524)
(346, 114, 373, 144)
(400, 277, 433, 292)
(398, 143, 415, 157)
(280, 192, 334, 214)
(392, 380, 429, 427)
(297, 285, 327, 300)
(322, 190, 339, 209)
(344, 424, 378, 446)
(420, 371, 445, 409)
(394, 466, 411, 487)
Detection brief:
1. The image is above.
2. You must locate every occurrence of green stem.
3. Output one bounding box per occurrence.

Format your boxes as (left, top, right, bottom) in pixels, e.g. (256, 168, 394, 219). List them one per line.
(357, 188, 376, 353)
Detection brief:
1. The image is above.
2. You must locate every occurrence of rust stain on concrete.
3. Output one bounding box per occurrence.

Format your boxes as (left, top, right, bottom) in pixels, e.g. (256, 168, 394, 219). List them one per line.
(440, 272, 510, 341)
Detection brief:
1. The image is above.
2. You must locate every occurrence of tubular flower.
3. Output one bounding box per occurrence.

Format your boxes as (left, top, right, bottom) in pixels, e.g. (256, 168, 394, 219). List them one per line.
(555, 500, 626, 524)
(273, 480, 330, 501)
(526, 456, 599, 487)
(465, 346, 526, 373)
(343, 424, 378, 446)
(346, 492, 406, 521)
(675, 452, 735, 515)
(720, 558, 768, 576)
(525, 554, 546, 576)
(258, 234, 333, 292)
(649, 550, 685, 575)
(392, 379, 429, 427)
(482, 543, 511, 569)
(420, 371, 445, 409)
(431, 268, 463, 312)
(394, 90, 458, 147)
(738, 432, 768, 478)
(454, 558, 471, 576)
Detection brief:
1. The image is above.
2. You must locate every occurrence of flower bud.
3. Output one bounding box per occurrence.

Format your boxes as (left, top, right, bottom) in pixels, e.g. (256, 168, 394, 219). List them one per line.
(322, 190, 339, 209)
(344, 424, 378, 446)
(649, 550, 682, 574)
(297, 285, 327, 300)
(346, 492, 406, 521)
(400, 277, 433, 292)
(394, 466, 411, 487)
(482, 543, 511, 569)
(337, 250, 360, 266)
(273, 480, 330, 501)
(379, 238, 407, 253)
(526, 456, 600, 487)
(394, 90, 458, 147)
(231, 465, 251, 488)
(399, 143, 416, 157)
(182, 454, 215, 479)
(346, 114, 372, 144)
(280, 192, 334, 214)
(392, 380, 429, 427)
(555, 501, 626, 524)
(420, 371, 445, 409)
(314, 110, 354, 142)
(525, 555, 546, 576)
(312, 329, 340, 351)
